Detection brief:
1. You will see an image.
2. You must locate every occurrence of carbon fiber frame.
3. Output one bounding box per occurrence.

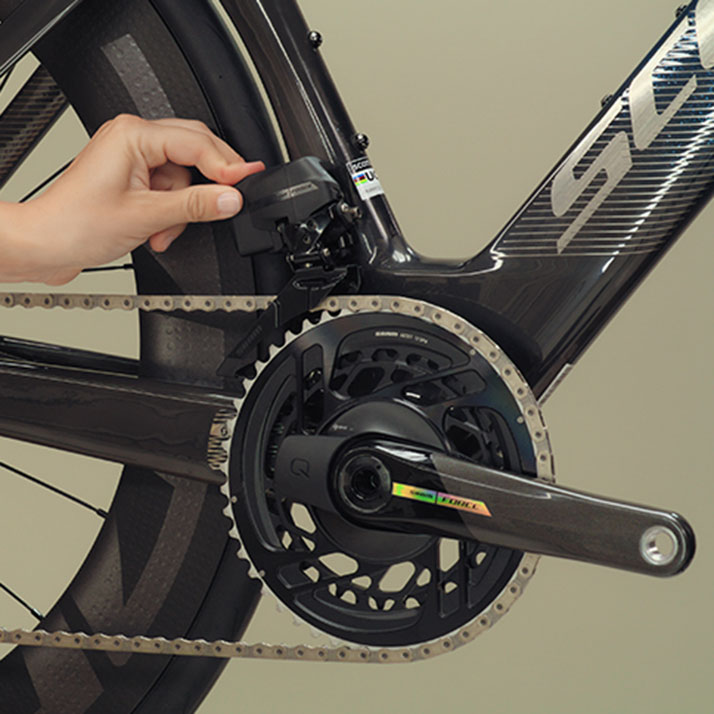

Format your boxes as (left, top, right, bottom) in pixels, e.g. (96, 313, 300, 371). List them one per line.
(0, 0, 712, 402)
(220, 0, 714, 398)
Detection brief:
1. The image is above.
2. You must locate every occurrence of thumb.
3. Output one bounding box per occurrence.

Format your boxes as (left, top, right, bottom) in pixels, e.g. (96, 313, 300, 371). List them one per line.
(143, 184, 244, 231)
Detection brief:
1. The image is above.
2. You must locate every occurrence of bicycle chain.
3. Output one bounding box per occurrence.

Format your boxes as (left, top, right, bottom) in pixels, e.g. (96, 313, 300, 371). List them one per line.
(0, 291, 554, 663)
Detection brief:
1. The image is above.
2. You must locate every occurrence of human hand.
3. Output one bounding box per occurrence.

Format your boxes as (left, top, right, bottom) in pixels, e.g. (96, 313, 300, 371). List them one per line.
(0, 114, 265, 285)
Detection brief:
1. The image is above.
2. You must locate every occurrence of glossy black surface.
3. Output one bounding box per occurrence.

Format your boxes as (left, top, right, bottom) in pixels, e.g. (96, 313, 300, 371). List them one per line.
(0, 2, 268, 709)
(0, 362, 233, 484)
(1, 0, 709, 425)
(220, 0, 409, 265)
(228, 0, 713, 396)
(334, 440, 695, 577)
(0, 4, 701, 701)
(0, 0, 82, 75)
(0, 335, 137, 374)
(231, 310, 530, 646)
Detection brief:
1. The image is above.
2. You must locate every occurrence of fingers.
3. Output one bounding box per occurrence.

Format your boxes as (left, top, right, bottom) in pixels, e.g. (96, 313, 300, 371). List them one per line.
(43, 267, 82, 286)
(137, 182, 248, 235)
(150, 162, 191, 192)
(131, 118, 266, 240)
(133, 118, 263, 185)
(88, 115, 267, 255)
(222, 158, 266, 185)
(149, 223, 187, 252)
(152, 118, 246, 166)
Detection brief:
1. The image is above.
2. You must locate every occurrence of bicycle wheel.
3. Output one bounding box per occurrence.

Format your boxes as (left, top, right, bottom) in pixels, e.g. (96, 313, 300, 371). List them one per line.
(0, 0, 285, 711)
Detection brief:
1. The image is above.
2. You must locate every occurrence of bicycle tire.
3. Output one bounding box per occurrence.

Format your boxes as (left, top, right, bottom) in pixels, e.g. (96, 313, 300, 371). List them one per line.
(0, 0, 285, 711)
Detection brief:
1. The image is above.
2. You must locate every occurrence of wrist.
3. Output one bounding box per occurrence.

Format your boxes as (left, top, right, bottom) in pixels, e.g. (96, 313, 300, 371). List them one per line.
(0, 201, 56, 283)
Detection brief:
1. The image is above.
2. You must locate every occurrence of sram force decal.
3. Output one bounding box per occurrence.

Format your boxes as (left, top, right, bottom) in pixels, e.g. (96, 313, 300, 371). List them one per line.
(552, 0, 714, 253)
(392, 482, 492, 517)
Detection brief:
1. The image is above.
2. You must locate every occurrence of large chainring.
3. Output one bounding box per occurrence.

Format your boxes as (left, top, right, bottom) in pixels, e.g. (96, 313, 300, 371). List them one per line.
(229, 298, 553, 650)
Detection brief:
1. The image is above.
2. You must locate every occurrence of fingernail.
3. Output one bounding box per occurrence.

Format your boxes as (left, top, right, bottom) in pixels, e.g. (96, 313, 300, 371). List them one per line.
(217, 191, 242, 216)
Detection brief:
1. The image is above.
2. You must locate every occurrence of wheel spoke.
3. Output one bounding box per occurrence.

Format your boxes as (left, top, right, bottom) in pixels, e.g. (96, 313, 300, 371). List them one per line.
(0, 460, 107, 518)
(0, 581, 43, 621)
(80, 264, 135, 274)
(19, 157, 72, 202)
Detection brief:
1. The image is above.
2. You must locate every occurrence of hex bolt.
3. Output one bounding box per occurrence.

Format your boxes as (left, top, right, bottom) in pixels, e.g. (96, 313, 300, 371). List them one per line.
(308, 30, 323, 48)
(601, 93, 613, 108)
(336, 453, 392, 515)
(675, 4, 687, 17)
(353, 133, 370, 150)
(339, 202, 362, 220)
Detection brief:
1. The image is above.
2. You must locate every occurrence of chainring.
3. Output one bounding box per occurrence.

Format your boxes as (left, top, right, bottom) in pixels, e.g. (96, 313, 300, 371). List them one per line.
(228, 297, 553, 650)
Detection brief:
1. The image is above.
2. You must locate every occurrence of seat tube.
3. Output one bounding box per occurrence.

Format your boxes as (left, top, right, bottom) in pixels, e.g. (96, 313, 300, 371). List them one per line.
(220, 0, 411, 265)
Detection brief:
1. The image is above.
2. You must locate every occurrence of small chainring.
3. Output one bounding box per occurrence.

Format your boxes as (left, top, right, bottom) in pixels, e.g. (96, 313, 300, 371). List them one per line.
(229, 302, 550, 649)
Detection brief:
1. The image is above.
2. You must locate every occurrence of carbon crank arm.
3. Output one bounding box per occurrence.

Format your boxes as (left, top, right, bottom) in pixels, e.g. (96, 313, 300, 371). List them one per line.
(275, 436, 695, 577)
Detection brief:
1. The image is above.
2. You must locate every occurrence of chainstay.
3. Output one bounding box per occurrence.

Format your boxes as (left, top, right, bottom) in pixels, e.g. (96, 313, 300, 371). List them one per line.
(0, 291, 553, 663)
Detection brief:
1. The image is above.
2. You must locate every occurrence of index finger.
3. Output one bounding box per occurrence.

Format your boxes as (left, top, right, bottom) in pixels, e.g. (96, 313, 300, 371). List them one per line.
(152, 117, 247, 166)
(135, 122, 260, 185)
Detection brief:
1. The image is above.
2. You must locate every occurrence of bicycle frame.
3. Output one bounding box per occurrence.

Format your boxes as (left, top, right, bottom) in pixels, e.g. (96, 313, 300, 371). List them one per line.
(222, 0, 714, 399)
(2, 2, 711, 393)
(12, 0, 713, 395)
(0, 0, 708, 710)
(0, 0, 80, 76)
(2, 0, 712, 463)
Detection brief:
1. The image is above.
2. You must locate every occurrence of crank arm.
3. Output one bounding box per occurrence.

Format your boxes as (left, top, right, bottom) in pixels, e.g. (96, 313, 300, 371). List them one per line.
(275, 436, 695, 577)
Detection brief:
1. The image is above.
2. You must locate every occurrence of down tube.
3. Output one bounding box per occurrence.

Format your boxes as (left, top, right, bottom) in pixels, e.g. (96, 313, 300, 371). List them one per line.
(380, 1, 714, 397)
(223, 0, 713, 398)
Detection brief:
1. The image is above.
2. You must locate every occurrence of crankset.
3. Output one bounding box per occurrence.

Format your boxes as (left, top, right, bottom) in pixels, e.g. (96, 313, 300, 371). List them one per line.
(227, 297, 695, 651)
(0, 292, 696, 660)
(0, 158, 695, 660)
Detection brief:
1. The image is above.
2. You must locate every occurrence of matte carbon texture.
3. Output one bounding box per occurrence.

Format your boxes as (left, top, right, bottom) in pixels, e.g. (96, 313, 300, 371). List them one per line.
(0, 362, 234, 485)
(490, 13, 714, 259)
(0, 65, 66, 187)
(0, 0, 709, 708)
(344, 442, 694, 577)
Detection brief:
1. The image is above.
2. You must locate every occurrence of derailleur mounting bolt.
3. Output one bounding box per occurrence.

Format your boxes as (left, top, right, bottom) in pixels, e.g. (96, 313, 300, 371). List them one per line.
(353, 133, 370, 150)
(339, 202, 362, 220)
(308, 30, 323, 48)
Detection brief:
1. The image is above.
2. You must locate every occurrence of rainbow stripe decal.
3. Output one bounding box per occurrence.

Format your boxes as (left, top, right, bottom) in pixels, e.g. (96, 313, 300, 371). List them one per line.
(353, 172, 369, 185)
(392, 482, 492, 517)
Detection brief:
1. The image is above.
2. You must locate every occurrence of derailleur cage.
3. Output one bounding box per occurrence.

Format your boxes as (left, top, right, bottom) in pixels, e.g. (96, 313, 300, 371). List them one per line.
(219, 157, 362, 377)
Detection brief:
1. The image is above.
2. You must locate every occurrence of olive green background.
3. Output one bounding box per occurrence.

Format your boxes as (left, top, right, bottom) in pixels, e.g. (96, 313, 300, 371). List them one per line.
(0, 1, 712, 712)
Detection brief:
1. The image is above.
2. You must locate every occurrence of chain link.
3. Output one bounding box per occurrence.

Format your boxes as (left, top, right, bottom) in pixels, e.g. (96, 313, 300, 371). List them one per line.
(0, 291, 553, 663)
(0, 292, 274, 312)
